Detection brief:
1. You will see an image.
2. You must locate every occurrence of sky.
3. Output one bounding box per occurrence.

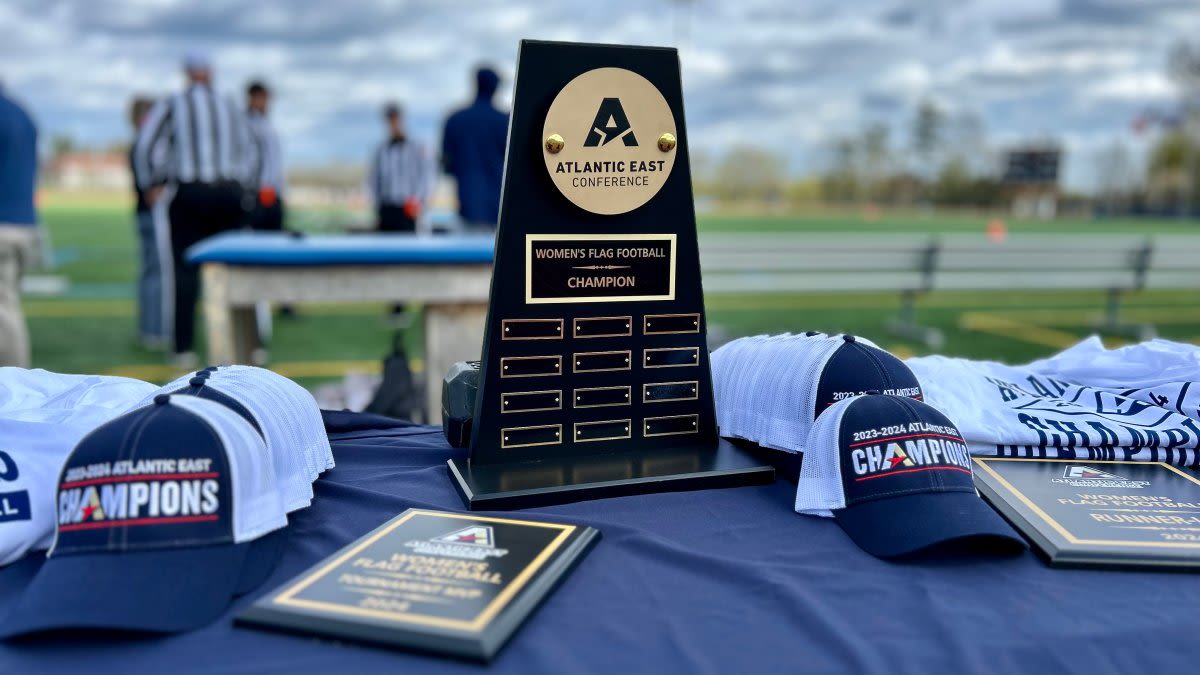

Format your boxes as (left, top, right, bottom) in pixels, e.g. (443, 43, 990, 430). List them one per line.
(1, 0, 1197, 191)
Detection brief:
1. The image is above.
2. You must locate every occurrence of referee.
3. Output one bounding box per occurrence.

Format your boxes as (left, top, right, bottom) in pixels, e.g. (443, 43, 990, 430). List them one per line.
(244, 81, 285, 232)
(369, 103, 432, 233)
(134, 53, 256, 366)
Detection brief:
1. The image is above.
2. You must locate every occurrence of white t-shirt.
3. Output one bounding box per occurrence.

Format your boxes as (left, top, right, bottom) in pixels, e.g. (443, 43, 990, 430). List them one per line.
(0, 369, 155, 566)
(907, 338, 1200, 466)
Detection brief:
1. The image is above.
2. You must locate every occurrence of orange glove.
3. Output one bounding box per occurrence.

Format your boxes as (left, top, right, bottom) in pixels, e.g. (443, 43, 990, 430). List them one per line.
(258, 185, 278, 208)
(403, 197, 421, 220)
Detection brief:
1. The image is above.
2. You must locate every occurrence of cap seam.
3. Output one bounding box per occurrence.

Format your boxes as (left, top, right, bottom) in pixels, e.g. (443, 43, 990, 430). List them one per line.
(846, 485, 976, 504)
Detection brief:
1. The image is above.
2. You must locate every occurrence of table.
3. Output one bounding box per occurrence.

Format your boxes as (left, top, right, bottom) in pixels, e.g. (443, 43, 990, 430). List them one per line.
(187, 233, 495, 421)
(2, 413, 1196, 673)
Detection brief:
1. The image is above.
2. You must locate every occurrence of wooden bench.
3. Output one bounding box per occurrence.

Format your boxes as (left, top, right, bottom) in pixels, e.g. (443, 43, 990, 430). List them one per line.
(698, 233, 1200, 347)
(188, 232, 495, 422)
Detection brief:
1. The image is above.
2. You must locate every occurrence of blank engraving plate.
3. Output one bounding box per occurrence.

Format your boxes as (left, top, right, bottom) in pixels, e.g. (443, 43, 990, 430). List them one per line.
(573, 316, 633, 338)
(501, 355, 563, 378)
(643, 381, 698, 403)
(573, 350, 632, 373)
(502, 390, 563, 413)
(644, 414, 699, 437)
(644, 347, 699, 368)
(643, 313, 700, 335)
(501, 424, 563, 449)
(502, 318, 564, 340)
(574, 419, 632, 443)
(574, 386, 632, 408)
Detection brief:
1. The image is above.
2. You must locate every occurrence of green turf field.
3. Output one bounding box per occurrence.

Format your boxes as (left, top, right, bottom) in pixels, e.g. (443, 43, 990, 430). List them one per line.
(22, 196, 1200, 385)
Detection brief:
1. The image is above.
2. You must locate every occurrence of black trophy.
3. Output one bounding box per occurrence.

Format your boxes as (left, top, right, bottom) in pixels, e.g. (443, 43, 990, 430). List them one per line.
(448, 39, 774, 509)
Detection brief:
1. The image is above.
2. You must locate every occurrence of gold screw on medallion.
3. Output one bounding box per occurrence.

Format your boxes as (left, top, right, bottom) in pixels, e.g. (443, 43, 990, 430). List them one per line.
(657, 133, 676, 152)
(545, 134, 565, 154)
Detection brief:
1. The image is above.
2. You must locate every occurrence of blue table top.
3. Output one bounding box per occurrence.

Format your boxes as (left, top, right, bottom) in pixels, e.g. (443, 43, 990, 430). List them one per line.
(186, 232, 496, 266)
(3, 411, 1197, 673)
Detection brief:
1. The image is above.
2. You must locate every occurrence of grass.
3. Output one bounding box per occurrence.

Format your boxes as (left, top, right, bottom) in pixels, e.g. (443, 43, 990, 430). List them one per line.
(21, 195, 1200, 385)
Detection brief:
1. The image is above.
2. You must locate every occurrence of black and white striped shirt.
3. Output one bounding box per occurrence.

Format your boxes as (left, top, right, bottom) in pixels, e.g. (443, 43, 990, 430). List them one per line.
(246, 110, 284, 195)
(134, 84, 256, 189)
(369, 137, 433, 207)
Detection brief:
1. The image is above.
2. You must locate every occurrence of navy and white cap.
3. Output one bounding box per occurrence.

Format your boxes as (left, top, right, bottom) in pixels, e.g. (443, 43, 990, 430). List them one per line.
(135, 365, 334, 506)
(711, 333, 924, 452)
(0, 395, 288, 637)
(796, 394, 1026, 558)
(133, 365, 321, 511)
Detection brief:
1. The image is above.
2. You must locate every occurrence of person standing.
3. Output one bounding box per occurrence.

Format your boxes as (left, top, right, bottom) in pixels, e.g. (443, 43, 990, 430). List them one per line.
(441, 66, 508, 230)
(243, 80, 290, 348)
(0, 82, 39, 367)
(128, 96, 167, 351)
(244, 81, 285, 232)
(369, 103, 432, 233)
(134, 53, 256, 367)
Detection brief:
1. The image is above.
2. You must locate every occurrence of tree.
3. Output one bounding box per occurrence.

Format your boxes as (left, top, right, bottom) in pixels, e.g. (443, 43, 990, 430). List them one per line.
(860, 123, 891, 201)
(911, 99, 944, 181)
(1146, 131, 1200, 208)
(1166, 40, 1200, 215)
(1094, 141, 1136, 213)
(711, 146, 787, 203)
(820, 136, 859, 203)
(51, 134, 76, 158)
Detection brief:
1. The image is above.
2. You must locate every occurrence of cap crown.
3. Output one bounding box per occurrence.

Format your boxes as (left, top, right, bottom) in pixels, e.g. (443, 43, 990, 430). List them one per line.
(52, 397, 285, 556)
(712, 333, 923, 453)
(797, 395, 974, 515)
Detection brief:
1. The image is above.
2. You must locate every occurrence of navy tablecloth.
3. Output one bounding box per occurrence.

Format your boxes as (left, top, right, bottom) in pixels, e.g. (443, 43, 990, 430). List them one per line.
(2, 411, 1197, 674)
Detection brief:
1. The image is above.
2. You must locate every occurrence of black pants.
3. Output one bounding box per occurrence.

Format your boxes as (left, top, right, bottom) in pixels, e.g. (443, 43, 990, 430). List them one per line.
(168, 181, 244, 353)
(377, 204, 416, 233)
(246, 198, 284, 231)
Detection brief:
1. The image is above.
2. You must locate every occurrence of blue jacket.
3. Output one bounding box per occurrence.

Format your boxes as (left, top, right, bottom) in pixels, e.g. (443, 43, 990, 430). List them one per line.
(0, 89, 37, 225)
(441, 75, 508, 226)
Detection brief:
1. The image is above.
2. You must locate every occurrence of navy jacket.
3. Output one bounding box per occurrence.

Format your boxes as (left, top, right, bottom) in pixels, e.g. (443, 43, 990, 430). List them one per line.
(0, 89, 37, 225)
(441, 75, 508, 226)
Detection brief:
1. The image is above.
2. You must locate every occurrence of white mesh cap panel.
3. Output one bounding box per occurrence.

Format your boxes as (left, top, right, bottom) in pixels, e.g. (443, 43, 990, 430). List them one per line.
(133, 371, 316, 513)
(711, 333, 842, 453)
(711, 334, 770, 443)
(794, 396, 854, 517)
(760, 335, 842, 453)
(169, 396, 288, 544)
(218, 366, 335, 473)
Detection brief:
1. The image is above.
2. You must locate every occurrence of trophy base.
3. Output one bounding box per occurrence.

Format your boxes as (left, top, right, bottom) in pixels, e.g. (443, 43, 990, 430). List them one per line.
(447, 438, 775, 510)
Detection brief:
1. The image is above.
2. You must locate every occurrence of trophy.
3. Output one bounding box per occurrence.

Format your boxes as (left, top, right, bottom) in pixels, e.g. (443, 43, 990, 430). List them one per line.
(448, 40, 774, 509)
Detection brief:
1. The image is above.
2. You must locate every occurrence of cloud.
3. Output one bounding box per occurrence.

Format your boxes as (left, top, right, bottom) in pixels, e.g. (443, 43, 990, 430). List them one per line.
(0, 0, 1196, 190)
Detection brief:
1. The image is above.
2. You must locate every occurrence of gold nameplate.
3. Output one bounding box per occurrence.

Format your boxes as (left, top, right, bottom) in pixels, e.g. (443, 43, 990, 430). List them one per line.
(644, 347, 699, 368)
(502, 318, 564, 340)
(501, 390, 563, 413)
(500, 355, 562, 378)
(644, 313, 700, 335)
(574, 316, 633, 338)
(644, 414, 699, 437)
(643, 381, 699, 403)
(574, 385, 632, 408)
(525, 234, 677, 305)
(501, 424, 563, 449)
(573, 350, 632, 373)
(574, 419, 632, 443)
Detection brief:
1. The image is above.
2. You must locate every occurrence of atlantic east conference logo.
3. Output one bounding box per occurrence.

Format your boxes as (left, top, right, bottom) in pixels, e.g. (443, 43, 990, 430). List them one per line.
(542, 67, 677, 215)
(405, 525, 509, 561)
(1052, 465, 1150, 489)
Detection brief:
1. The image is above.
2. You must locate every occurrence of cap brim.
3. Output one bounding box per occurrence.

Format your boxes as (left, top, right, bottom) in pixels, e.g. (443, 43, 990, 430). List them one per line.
(0, 543, 247, 639)
(834, 491, 1028, 559)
